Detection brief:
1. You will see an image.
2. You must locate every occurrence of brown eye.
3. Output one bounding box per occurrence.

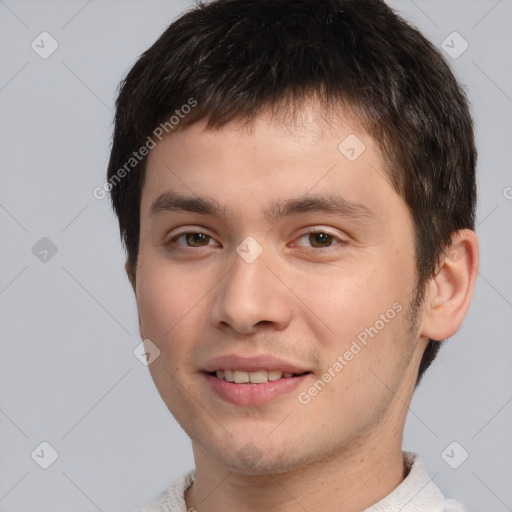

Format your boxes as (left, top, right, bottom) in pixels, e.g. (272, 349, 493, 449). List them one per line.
(295, 231, 339, 249)
(167, 232, 215, 249)
(308, 232, 333, 248)
(183, 233, 210, 247)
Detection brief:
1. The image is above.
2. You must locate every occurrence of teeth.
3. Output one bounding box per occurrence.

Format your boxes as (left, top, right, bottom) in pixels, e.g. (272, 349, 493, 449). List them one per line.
(249, 370, 268, 384)
(268, 370, 283, 381)
(214, 369, 302, 384)
(233, 370, 249, 383)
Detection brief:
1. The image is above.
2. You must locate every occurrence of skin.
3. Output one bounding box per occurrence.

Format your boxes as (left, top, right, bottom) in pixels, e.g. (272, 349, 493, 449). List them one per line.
(130, 104, 479, 512)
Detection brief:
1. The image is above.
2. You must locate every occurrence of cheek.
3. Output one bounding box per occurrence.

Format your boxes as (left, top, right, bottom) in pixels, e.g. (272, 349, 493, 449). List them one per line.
(298, 260, 403, 344)
(298, 258, 414, 398)
(135, 258, 206, 353)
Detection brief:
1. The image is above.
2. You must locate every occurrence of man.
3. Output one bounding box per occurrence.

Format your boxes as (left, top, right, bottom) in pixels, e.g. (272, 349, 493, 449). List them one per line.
(107, 0, 479, 510)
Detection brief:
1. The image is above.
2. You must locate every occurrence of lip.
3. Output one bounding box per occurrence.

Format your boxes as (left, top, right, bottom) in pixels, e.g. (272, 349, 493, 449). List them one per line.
(203, 354, 310, 374)
(203, 372, 312, 406)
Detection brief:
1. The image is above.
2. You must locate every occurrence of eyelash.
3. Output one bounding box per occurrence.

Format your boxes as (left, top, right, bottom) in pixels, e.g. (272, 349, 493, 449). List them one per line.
(165, 229, 346, 252)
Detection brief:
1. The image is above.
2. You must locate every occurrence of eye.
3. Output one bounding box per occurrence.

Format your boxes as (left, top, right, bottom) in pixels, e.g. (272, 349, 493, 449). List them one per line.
(293, 230, 345, 250)
(167, 232, 217, 248)
(164, 229, 344, 252)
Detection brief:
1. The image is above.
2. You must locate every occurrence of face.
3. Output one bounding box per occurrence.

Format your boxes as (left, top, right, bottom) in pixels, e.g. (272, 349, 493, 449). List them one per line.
(134, 105, 428, 474)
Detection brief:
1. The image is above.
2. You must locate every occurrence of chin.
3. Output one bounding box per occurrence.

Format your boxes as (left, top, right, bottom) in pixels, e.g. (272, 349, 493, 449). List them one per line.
(221, 454, 312, 476)
(203, 438, 325, 476)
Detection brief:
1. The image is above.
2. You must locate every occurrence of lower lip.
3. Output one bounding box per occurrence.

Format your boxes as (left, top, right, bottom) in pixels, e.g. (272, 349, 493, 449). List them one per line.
(203, 372, 312, 406)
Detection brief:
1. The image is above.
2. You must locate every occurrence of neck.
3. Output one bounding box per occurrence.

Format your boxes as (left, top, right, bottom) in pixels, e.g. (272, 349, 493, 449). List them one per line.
(185, 426, 406, 512)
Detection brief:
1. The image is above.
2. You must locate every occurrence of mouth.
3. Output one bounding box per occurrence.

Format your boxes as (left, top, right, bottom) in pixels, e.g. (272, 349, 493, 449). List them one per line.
(201, 354, 313, 405)
(203, 370, 313, 406)
(206, 369, 312, 384)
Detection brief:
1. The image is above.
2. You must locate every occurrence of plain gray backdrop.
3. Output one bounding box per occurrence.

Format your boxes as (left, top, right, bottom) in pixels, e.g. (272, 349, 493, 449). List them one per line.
(1, 0, 511, 510)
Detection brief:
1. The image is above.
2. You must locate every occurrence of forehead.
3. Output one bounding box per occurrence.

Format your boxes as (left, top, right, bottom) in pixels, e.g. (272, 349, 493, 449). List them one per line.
(140, 105, 400, 226)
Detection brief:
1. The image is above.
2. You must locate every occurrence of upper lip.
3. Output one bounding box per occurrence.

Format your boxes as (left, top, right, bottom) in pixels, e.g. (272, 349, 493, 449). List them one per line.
(203, 354, 311, 374)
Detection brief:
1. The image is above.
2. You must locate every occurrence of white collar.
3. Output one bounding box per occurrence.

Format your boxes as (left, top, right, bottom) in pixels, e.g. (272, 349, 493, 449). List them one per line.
(139, 451, 466, 512)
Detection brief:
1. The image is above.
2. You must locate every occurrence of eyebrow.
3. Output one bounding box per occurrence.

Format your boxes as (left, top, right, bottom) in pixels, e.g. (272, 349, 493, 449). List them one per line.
(148, 191, 375, 222)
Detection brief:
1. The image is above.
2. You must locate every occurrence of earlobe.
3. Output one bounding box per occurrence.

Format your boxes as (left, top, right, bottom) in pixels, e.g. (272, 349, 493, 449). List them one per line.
(420, 229, 479, 342)
(125, 260, 144, 338)
(125, 261, 136, 291)
(137, 310, 145, 340)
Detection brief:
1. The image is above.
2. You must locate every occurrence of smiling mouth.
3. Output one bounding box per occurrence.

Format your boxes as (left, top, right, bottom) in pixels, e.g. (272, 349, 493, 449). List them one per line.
(206, 369, 311, 384)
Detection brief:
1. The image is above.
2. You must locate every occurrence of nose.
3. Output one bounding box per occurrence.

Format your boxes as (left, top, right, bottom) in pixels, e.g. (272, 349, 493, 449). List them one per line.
(208, 243, 293, 334)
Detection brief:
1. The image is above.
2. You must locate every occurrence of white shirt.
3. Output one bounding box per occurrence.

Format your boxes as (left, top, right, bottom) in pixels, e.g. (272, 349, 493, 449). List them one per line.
(135, 451, 467, 512)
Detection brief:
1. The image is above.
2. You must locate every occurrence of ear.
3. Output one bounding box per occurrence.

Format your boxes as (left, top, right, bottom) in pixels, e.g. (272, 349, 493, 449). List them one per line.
(125, 260, 136, 291)
(136, 309, 145, 340)
(420, 229, 479, 341)
(125, 261, 145, 339)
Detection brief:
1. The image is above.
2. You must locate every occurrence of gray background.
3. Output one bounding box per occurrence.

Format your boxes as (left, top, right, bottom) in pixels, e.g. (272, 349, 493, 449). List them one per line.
(0, 0, 511, 510)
